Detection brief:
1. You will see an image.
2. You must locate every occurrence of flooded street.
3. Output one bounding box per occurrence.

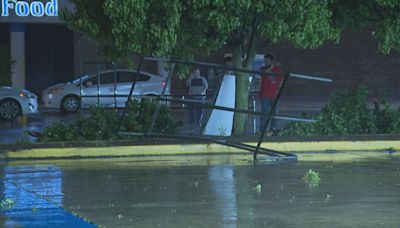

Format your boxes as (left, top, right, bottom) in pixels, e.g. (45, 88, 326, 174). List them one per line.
(0, 157, 399, 227)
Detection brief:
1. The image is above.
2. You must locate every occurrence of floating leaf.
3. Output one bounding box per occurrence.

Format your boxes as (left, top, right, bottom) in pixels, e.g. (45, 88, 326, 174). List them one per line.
(4, 199, 14, 204)
(302, 169, 321, 187)
(324, 194, 333, 202)
(254, 184, 262, 193)
(1, 198, 15, 209)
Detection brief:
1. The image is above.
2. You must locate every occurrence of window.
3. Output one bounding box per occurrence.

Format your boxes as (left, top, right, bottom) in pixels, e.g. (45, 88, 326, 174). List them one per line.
(118, 72, 151, 83)
(83, 76, 99, 86)
(81, 72, 116, 87)
(99, 72, 116, 84)
(117, 72, 134, 83)
(139, 74, 150, 82)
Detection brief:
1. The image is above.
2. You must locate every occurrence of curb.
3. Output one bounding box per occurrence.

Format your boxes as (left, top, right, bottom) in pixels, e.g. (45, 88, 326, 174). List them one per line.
(1, 140, 398, 162)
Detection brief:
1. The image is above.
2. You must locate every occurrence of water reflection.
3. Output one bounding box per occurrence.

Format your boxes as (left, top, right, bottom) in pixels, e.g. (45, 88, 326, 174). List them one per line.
(208, 166, 237, 228)
(1, 159, 399, 227)
(1, 165, 95, 227)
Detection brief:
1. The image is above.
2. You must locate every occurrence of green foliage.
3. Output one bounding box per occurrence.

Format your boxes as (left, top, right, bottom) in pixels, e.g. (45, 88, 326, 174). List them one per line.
(38, 122, 77, 142)
(0, 44, 15, 86)
(302, 169, 321, 187)
(62, 0, 343, 63)
(332, 0, 400, 54)
(61, 0, 181, 59)
(375, 100, 400, 134)
(16, 132, 33, 145)
(254, 184, 262, 193)
(32, 206, 38, 213)
(38, 99, 178, 142)
(1, 199, 15, 209)
(280, 86, 400, 136)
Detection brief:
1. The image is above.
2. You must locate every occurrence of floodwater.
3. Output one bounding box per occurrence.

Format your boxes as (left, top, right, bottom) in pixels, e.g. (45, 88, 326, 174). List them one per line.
(0, 156, 399, 227)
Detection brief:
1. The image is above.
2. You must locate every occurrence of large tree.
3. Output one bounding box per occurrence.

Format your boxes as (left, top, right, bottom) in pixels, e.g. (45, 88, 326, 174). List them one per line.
(62, 0, 400, 135)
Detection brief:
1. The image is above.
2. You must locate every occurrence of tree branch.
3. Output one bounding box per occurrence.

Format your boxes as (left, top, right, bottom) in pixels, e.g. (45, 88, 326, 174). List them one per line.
(243, 13, 260, 68)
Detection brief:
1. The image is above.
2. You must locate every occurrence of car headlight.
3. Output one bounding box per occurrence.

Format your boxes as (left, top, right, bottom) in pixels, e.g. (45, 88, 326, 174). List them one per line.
(18, 92, 35, 99)
(49, 88, 64, 94)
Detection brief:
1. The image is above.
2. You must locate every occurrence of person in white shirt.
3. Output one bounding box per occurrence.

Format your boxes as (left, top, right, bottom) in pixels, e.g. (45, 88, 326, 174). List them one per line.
(186, 69, 208, 126)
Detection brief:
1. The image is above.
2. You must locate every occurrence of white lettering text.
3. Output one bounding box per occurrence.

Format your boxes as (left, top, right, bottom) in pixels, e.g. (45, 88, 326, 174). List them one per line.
(1, 0, 58, 17)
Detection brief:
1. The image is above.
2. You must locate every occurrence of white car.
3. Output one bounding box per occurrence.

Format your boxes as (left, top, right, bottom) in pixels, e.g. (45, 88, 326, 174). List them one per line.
(0, 87, 38, 120)
(42, 69, 170, 112)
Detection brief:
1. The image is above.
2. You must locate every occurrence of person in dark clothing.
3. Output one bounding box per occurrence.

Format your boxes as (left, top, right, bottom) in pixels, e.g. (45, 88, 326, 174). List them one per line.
(223, 56, 234, 75)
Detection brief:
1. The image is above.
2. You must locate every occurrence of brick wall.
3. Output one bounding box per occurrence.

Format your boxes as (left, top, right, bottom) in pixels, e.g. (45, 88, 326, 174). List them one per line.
(267, 29, 400, 101)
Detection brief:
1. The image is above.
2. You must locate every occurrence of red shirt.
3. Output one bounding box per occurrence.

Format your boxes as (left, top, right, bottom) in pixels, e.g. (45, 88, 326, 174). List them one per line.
(259, 66, 283, 99)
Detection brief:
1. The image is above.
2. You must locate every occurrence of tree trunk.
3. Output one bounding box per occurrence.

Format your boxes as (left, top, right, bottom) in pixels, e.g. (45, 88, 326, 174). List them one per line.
(232, 47, 248, 135)
(232, 43, 257, 136)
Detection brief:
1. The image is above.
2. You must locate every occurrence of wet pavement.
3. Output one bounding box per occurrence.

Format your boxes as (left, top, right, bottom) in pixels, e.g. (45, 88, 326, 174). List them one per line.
(0, 157, 399, 227)
(0, 108, 88, 144)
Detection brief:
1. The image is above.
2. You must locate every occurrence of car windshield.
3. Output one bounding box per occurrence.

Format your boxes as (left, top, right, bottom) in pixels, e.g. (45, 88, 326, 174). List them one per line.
(71, 75, 89, 84)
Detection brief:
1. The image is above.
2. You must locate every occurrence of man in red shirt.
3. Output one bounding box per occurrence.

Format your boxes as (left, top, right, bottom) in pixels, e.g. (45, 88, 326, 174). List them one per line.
(259, 53, 283, 132)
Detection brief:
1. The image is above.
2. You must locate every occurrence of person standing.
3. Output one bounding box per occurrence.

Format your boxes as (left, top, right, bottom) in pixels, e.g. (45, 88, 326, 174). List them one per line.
(186, 69, 208, 126)
(259, 53, 283, 132)
(223, 56, 234, 75)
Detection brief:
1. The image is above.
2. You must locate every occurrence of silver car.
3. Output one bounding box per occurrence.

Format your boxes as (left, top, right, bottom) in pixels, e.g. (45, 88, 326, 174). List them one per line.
(42, 69, 170, 112)
(0, 87, 38, 120)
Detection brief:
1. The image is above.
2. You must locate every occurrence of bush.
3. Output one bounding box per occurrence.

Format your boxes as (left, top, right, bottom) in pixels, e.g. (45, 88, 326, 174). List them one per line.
(38, 99, 179, 142)
(375, 100, 400, 134)
(279, 86, 400, 136)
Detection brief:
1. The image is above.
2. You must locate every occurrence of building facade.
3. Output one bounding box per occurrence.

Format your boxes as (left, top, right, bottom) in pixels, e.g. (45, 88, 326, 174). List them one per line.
(0, 0, 105, 96)
(1, 1, 399, 102)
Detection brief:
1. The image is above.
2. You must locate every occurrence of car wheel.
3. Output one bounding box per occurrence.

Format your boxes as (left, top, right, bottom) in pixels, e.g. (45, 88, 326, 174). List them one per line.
(61, 95, 80, 112)
(0, 99, 21, 120)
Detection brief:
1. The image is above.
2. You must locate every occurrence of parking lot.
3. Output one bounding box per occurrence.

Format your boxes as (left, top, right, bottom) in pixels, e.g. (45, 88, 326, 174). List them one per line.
(0, 107, 83, 144)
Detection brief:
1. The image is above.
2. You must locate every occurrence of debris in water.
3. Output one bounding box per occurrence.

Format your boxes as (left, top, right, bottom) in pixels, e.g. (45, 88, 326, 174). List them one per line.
(324, 194, 333, 202)
(302, 169, 321, 187)
(1, 199, 15, 209)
